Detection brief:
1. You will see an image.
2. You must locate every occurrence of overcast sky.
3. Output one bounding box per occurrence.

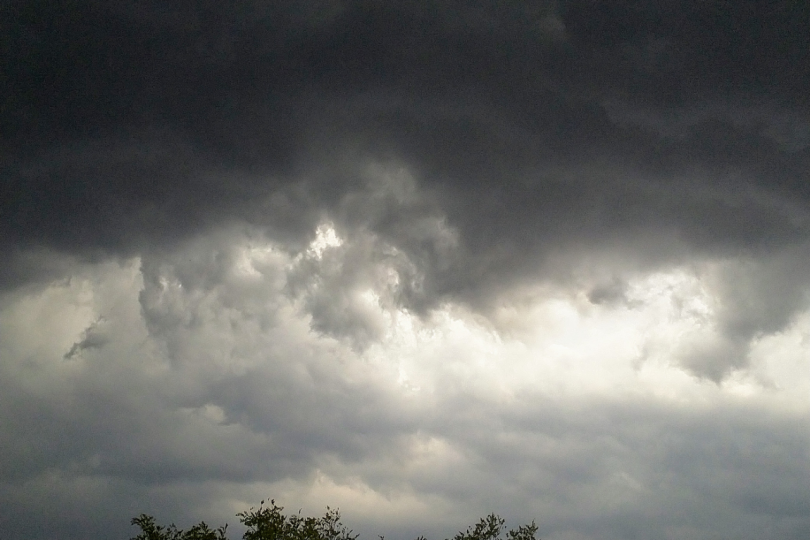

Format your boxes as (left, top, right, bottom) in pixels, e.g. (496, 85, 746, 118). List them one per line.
(3, 1, 810, 539)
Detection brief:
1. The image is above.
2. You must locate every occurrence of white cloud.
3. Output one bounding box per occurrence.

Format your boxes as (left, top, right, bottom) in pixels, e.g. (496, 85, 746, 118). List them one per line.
(1, 225, 809, 540)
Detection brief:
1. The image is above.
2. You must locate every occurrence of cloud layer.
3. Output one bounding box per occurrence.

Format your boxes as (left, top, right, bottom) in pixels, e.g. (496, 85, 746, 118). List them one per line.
(2, 1, 810, 539)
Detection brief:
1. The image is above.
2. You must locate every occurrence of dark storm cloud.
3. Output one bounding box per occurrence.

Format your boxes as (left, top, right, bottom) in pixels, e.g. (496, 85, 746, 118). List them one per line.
(4, 0, 809, 377)
(3, 3, 810, 539)
(4, 0, 809, 272)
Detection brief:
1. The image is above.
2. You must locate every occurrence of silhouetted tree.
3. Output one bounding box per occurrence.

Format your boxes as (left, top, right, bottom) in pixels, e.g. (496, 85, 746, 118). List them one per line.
(130, 499, 538, 540)
(130, 514, 227, 540)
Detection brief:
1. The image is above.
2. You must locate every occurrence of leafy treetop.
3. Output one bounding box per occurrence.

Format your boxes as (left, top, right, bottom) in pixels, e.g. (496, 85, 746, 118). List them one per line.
(130, 500, 538, 540)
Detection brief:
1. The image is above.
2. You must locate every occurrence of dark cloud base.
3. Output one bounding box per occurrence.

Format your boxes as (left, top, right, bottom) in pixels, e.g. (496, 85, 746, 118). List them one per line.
(4, 0, 809, 259)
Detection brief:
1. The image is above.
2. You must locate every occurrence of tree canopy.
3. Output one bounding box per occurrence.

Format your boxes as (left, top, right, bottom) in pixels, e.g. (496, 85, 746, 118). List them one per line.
(130, 500, 538, 540)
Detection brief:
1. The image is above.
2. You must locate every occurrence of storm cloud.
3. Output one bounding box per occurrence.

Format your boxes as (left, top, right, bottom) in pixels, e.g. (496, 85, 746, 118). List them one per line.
(2, 1, 810, 539)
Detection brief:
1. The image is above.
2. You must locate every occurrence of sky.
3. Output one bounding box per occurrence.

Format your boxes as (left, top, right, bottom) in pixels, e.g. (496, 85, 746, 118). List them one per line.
(2, 1, 810, 539)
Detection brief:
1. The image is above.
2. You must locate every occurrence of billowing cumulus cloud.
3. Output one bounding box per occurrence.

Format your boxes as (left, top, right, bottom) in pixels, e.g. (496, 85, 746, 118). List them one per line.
(2, 1, 810, 539)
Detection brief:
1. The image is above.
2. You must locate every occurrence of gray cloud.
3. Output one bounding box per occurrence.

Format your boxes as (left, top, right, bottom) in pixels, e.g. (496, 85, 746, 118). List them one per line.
(2, 1, 810, 539)
(2, 231, 810, 539)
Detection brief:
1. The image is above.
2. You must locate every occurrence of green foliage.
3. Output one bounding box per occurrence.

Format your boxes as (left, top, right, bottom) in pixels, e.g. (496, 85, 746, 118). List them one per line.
(130, 500, 538, 540)
(453, 514, 504, 540)
(506, 521, 538, 540)
(130, 514, 227, 540)
(452, 514, 538, 540)
(238, 500, 357, 540)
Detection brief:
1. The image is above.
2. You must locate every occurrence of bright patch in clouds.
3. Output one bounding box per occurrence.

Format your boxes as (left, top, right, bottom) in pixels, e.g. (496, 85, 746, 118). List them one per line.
(308, 223, 344, 259)
(6, 228, 806, 413)
(361, 265, 809, 406)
